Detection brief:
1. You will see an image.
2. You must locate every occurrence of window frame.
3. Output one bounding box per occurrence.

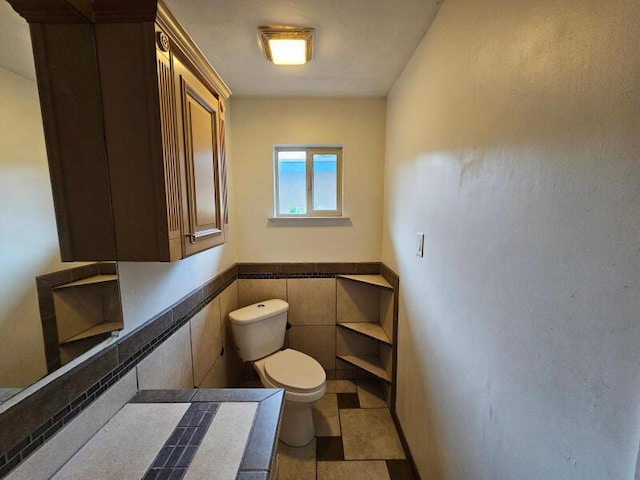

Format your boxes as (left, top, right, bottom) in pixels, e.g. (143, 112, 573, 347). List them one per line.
(274, 146, 343, 217)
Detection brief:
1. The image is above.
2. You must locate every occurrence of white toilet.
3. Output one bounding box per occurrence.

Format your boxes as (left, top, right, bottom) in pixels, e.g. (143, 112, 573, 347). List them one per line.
(229, 299, 326, 446)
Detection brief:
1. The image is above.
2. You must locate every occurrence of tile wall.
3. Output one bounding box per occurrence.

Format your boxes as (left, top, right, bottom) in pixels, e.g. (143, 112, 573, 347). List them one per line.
(0, 266, 239, 479)
(239, 278, 341, 375)
(237, 273, 395, 383)
(135, 281, 242, 392)
(0, 262, 399, 479)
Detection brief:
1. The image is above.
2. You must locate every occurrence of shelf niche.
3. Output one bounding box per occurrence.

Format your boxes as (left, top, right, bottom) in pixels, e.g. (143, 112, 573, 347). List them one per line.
(37, 263, 123, 372)
(336, 274, 395, 385)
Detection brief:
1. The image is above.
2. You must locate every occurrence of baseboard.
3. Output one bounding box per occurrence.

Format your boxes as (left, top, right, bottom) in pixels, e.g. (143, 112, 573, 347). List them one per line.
(391, 408, 422, 480)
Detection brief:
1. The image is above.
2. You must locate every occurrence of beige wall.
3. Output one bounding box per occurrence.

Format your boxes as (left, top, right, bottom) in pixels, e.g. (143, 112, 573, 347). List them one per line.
(0, 67, 61, 387)
(118, 245, 236, 333)
(230, 98, 385, 262)
(383, 0, 640, 479)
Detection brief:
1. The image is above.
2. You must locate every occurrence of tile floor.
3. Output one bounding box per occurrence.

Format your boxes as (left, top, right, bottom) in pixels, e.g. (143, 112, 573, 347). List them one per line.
(276, 379, 416, 480)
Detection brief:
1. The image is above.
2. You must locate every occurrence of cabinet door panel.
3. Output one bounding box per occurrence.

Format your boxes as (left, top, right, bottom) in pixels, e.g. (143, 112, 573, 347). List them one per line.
(174, 56, 225, 256)
(187, 96, 218, 226)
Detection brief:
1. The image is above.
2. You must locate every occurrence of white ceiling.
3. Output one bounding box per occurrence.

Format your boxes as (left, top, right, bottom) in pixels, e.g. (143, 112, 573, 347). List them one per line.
(0, 0, 442, 97)
(164, 0, 442, 97)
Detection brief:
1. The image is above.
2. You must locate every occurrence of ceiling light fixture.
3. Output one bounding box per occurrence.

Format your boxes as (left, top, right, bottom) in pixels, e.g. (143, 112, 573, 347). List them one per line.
(259, 26, 314, 65)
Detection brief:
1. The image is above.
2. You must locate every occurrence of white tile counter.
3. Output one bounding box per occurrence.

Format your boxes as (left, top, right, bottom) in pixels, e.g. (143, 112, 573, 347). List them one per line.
(51, 389, 283, 480)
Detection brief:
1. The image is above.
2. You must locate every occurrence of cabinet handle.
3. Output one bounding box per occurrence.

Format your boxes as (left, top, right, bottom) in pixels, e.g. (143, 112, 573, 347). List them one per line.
(186, 229, 221, 245)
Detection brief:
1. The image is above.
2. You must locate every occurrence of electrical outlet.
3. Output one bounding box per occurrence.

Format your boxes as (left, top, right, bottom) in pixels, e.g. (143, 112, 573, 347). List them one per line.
(417, 233, 424, 257)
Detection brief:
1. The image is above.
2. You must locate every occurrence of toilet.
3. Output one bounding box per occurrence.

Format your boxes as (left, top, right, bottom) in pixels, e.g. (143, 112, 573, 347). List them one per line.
(229, 299, 326, 446)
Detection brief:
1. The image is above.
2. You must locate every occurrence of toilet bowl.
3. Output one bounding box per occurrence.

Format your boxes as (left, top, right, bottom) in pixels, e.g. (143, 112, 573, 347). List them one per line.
(229, 299, 326, 447)
(254, 349, 326, 446)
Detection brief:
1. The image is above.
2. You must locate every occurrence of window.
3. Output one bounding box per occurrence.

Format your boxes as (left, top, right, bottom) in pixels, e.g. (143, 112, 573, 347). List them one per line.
(274, 146, 342, 217)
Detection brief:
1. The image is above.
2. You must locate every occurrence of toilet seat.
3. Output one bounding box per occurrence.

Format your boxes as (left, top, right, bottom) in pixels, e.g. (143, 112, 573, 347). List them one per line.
(264, 349, 326, 393)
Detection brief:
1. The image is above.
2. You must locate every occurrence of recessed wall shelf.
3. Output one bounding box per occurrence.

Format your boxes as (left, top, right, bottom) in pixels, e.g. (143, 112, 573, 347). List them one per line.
(336, 274, 394, 290)
(53, 272, 123, 365)
(59, 321, 122, 345)
(336, 274, 395, 391)
(337, 355, 391, 383)
(337, 322, 391, 345)
(53, 275, 118, 290)
(37, 264, 123, 372)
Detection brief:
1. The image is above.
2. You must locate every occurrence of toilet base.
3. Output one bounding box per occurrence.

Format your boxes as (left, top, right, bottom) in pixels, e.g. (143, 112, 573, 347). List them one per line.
(278, 399, 315, 447)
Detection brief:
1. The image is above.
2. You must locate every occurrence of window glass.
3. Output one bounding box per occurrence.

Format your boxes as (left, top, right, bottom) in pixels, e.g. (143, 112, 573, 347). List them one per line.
(312, 153, 338, 211)
(275, 146, 342, 217)
(277, 150, 307, 215)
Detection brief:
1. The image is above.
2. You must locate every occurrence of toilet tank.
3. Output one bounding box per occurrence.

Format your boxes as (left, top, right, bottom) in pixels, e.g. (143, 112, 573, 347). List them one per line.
(229, 299, 288, 361)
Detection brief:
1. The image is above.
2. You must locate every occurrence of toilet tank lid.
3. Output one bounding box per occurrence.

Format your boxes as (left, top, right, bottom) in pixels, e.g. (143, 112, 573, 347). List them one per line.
(229, 299, 289, 324)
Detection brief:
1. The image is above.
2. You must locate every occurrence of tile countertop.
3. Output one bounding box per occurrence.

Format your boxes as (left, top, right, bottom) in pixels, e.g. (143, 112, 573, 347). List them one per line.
(50, 389, 284, 480)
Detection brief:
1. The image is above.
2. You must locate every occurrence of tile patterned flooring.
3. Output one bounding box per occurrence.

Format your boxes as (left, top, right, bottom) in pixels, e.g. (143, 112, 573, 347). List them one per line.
(277, 379, 416, 480)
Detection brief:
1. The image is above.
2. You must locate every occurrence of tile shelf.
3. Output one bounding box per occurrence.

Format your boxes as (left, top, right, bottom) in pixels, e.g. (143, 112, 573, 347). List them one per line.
(53, 274, 118, 290)
(337, 355, 391, 383)
(59, 321, 122, 345)
(336, 274, 394, 290)
(337, 322, 391, 345)
(336, 275, 395, 389)
(48, 268, 123, 367)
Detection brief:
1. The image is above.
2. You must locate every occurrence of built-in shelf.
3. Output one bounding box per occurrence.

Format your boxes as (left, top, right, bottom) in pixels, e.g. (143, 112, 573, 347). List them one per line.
(53, 274, 118, 290)
(38, 265, 123, 370)
(336, 274, 395, 390)
(337, 355, 391, 383)
(36, 262, 124, 373)
(336, 274, 393, 290)
(338, 322, 391, 345)
(60, 321, 122, 345)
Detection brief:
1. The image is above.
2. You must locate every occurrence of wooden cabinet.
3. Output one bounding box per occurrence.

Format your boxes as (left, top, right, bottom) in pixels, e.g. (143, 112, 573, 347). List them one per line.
(9, 0, 231, 261)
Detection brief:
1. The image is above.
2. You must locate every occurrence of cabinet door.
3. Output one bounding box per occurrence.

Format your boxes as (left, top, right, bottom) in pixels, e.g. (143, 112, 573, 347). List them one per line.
(174, 56, 225, 257)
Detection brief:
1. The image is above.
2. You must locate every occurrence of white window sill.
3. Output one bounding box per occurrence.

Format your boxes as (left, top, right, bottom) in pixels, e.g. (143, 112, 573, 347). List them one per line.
(267, 216, 352, 227)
